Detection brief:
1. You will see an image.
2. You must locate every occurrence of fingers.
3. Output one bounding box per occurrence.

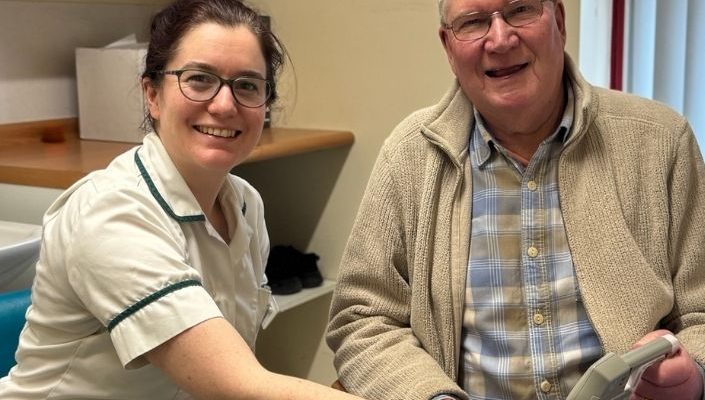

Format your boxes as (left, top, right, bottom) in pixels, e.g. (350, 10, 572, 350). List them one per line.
(630, 329, 673, 349)
(630, 340, 702, 400)
(639, 347, 692, 387)
(629, 330, 701, 400)
(633, 365, 698, 397)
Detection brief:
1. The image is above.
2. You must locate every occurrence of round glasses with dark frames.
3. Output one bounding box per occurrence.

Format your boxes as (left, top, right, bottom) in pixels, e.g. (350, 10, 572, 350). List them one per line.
(161, 69, 272, 108)
(443, 0, 552, 42)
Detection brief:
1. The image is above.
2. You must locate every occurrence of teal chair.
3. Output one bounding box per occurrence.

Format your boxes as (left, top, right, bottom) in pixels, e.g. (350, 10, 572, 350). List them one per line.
(0, 289, 31, 376)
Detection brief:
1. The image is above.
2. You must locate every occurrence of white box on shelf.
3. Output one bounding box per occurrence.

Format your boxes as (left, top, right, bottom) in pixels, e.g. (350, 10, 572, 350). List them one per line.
(75, 37, 147, 144)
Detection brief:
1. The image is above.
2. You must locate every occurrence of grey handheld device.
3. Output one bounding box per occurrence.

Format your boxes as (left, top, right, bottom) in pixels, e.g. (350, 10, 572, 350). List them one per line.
(566, 334, 679, 400)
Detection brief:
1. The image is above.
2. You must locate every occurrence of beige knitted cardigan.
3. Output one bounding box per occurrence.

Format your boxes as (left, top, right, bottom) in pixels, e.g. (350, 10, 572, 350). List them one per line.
(327, 55, 705, 400)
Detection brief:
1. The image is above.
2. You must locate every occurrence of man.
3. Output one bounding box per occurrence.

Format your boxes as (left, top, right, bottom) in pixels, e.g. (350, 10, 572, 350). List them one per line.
(326, 0, 705, 399)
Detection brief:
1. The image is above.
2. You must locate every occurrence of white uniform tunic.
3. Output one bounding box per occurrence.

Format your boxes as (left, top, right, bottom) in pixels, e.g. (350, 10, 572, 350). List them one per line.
(0, 133, 273, 399)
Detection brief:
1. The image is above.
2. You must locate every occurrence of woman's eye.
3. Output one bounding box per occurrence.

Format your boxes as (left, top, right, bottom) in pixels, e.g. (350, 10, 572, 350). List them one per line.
(185, 73, 217, 84)
(235, 80, 260, 93)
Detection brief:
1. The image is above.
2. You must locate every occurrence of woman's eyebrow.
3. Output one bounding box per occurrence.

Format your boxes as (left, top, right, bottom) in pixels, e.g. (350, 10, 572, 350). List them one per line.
(179, 61, 266, 80)
(180, 61, 215, 71)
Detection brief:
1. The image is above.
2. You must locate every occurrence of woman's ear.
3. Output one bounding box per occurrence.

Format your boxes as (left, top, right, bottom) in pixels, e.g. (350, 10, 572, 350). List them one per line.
(142, 77, 161, 121)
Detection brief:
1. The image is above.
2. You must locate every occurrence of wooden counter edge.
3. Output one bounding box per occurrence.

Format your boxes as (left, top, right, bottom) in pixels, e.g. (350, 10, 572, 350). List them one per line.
(0, 118, 354, 189)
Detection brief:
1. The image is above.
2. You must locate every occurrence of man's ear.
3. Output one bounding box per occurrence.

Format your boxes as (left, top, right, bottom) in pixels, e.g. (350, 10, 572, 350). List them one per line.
(142, 77, 161, 121)
(439, 27, 458, 77)
(554, 0, 567, 45)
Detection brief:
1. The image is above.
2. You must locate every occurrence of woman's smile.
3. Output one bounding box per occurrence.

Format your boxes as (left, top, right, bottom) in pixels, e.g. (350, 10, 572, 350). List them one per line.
(194, 125, 242, 139)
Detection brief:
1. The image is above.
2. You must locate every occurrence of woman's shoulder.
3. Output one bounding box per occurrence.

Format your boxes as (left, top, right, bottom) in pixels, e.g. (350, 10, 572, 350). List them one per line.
(227, 174, 262, 202)
(226, 173, 265, 216)
(43, 149, 167, 227)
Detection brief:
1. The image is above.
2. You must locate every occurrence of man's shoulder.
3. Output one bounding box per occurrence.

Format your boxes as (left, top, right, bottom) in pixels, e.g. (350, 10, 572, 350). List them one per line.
(382, 84, 465, 154)
(591, 87, 688, 131)
(373, 104, 447, 174)
(384, 104, 438, 146)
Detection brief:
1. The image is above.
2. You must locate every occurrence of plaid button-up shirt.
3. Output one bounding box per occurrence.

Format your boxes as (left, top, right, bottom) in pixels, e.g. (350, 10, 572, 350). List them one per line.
(460, 88, 602, 399)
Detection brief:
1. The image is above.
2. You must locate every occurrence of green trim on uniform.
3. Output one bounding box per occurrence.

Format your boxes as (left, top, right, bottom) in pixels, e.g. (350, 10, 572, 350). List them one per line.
(134, 150, 205, 222)
(107, 279, 203, 332)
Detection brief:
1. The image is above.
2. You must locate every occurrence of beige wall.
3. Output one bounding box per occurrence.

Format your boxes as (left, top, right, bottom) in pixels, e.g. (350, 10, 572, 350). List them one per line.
(565, 0, 580, 64)
(247, 0, 581, 384)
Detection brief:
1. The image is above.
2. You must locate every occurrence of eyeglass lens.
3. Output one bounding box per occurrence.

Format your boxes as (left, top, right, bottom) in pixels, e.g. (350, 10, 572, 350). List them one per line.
(450, 0, 545, 41)
(177, 69, 270, 107)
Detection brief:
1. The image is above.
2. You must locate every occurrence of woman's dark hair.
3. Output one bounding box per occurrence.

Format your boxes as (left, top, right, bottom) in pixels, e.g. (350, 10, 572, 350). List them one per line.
(141, 0, 285, 131)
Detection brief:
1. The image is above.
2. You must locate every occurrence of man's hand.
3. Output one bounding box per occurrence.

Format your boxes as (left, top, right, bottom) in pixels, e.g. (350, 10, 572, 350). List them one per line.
(629, 329, 704, 400)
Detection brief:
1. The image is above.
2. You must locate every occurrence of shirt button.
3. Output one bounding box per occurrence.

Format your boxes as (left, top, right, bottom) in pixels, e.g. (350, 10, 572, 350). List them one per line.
(533, 313, 545, 325)
(540, 379, 552, 393)
(527, 180, 538, 191)
(527, 246, 539, 258)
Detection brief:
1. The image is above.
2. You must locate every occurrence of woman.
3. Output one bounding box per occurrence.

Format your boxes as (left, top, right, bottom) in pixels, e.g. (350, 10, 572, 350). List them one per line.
(0, 1, 362, 398)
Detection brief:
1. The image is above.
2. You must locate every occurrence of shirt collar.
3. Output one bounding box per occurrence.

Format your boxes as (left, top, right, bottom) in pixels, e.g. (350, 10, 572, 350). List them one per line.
(471, 81, 575, 167)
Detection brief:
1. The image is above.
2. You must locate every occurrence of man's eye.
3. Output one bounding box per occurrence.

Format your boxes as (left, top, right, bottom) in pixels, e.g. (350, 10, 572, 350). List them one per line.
(506, 2, 539, 18)
(457, 16, 486, 30)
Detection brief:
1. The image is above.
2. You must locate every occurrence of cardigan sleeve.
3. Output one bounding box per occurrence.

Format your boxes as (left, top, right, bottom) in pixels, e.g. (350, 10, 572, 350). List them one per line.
(326, 148, 468, 400)
(664, 121, 705, 367)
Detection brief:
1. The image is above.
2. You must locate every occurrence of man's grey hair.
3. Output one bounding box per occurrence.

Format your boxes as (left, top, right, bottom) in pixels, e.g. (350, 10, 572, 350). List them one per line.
(438, 0, 559, 24)
(438, 0, 446, 23)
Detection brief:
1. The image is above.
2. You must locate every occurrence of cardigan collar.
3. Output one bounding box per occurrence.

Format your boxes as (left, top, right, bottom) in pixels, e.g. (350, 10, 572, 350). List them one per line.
(421, 53, 596, 166)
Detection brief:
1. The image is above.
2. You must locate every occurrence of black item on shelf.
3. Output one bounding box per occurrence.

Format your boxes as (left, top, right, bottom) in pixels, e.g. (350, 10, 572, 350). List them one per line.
(265, 245, 324, 295)
(297, 252, 323, 288)
(268, 275, 302, 295)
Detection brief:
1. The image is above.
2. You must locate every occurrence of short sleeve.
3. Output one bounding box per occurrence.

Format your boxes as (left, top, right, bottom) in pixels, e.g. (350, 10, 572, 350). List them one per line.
(65, 188, 222, 367)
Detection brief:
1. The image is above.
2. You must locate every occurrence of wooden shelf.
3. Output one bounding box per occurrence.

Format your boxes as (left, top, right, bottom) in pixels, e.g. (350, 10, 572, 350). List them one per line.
(273, 280, 335, 313)
(0, 118, 354, 189)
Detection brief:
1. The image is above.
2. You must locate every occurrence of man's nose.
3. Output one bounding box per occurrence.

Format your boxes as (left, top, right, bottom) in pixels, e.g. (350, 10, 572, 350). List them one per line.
(484, 13, 519, 52)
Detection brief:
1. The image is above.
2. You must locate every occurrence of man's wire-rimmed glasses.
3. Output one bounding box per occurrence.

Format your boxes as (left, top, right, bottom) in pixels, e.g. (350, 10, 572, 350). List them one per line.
(443, 0, 552, 42)
(161, 69, 271, 108)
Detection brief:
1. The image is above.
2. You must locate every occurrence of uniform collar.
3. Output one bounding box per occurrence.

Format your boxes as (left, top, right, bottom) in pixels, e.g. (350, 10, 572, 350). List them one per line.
(134, 132, 205, 222)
